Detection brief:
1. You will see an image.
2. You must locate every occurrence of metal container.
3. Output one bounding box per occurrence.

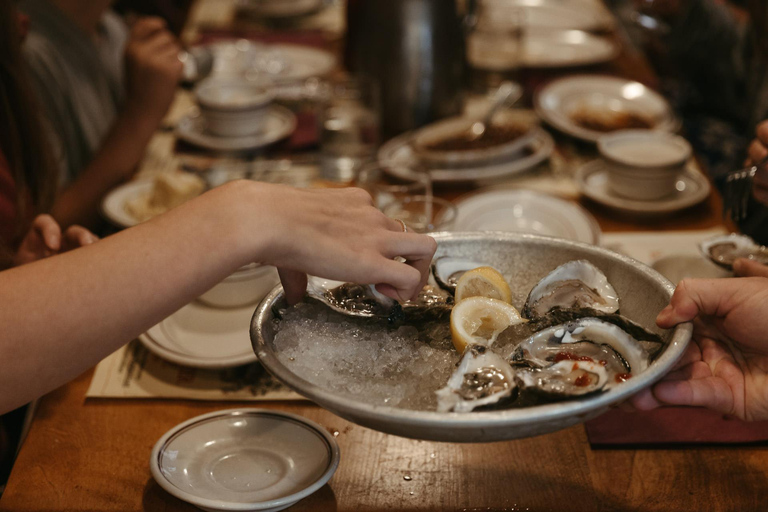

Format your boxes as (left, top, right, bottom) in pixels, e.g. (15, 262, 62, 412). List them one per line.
(345, 0, 466, 138)
(251, 233, 691, 443)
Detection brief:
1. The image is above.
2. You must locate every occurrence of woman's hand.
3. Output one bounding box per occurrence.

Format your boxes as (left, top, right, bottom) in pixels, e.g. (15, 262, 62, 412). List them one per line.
(14, 214, 98, 266)
(250, 185, 437, 305)
(630, 277, 768, 421)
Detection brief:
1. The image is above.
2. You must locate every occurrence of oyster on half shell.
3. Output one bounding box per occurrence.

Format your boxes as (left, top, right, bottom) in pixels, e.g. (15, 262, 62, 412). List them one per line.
(522, 260, 619, 321)
(306, 276, 452, 321)
(699, 234, 768, 270)
(436, 345, 517, 413)
(431, 256, 490, 294)
(511, 317, 652, 397)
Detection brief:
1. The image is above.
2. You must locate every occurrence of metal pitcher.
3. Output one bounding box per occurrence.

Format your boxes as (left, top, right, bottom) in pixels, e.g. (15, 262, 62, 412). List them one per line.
(345, 0, 465, 139)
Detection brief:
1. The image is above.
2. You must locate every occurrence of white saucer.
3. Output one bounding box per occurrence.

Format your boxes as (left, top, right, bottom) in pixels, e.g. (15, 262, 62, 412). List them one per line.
(176, 106, 296, 152)
(469, 30, 618, 70)
(485, 0, 614, 32)
(576, 159, 711, 215)
(139, 300, 259, 369)
(378, 127, 554, 184)
(151, 409, 340, 512)
(534, 75, 680, 143)
(101, 179, 153, 228)
(451, 189, 601, 244)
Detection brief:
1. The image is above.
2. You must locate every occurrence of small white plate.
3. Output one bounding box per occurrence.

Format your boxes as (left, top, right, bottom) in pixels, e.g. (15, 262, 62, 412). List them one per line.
(236, 0, 328, 19)
(203, 40, 336, 84)
(469, 30, 618, 71)
(101, 179, 153, 228)
(486, 0, 614, 32)
(534, 75, 680, 142)
(139, 301, 258, 369)
(451, 189, 601, 244)
(151, 409, 340, 512)
(378, 127, 554, 184)
(575, 159, 711, 216)
(176, 106, 296, 152)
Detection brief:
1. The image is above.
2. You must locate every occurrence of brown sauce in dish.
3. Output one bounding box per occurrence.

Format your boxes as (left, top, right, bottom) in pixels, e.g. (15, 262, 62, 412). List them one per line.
(570, 109, 655, 133)
(424, 125, 528, 151)
(615, 373, 633, 383)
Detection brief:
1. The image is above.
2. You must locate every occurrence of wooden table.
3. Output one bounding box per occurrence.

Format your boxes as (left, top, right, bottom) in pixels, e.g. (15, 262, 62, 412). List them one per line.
(1, 2, 760, 510)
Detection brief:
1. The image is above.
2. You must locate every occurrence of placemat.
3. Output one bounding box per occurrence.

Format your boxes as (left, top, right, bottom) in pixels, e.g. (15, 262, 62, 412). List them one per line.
(86, 340, 302, 401)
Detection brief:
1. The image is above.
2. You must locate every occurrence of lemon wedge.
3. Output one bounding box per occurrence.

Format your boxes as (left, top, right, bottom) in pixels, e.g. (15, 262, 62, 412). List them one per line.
(450, 296, 523, 353)
(455, 266, 513, 304)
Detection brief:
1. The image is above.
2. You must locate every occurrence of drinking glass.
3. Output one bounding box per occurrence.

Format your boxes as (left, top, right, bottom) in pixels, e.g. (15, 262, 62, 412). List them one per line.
(318, 77, 380, 183)
(466, 1, 525, 72)
(354, 163, 432, 210)
(382, 195, 458, 233)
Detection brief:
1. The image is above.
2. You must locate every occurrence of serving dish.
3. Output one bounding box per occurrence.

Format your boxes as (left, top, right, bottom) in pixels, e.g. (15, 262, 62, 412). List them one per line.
(251, 232, 692, 442)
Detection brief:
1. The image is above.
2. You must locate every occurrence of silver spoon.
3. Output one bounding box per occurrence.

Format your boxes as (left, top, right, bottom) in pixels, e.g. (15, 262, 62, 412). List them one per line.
(467, 81, 523, 141)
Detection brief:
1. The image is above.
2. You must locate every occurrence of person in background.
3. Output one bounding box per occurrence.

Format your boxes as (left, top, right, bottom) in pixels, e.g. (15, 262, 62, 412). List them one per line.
(19, 0, 183, 229)
(626, 0, 768, 242)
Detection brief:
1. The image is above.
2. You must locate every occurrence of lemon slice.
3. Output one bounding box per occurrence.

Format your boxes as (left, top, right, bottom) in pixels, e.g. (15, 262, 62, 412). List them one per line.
(455, 266, 512, 304)
(450, 296, 523, 353)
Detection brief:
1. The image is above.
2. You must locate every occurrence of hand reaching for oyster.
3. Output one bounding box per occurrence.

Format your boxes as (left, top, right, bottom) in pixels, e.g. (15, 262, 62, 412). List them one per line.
(630, 277, 768, 421)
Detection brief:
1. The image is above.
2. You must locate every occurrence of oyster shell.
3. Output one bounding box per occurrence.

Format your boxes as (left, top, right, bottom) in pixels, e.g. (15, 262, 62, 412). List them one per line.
(699, 234, 768, 270)
(431, 257, 489, 294)
(522, 260, 619, 320)
(517, 360, 609, 397)
(436, 345, 517, 413)
(511, 318, 652, 396)
(306, 277, 396, 318)
(306, 277, 452, 322)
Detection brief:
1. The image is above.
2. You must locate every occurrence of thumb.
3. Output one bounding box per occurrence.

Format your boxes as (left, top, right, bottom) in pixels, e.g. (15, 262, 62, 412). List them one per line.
(656, 278, 736, 328)
(733, 258, 768, 278)
(278, 268, 308, 306)
(32, 214, 61, 252)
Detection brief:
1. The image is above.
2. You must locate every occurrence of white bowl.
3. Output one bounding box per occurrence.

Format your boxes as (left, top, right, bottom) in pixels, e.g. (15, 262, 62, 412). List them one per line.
(195, 78, 274, 137)
(198, 264, 280, 309)
(412, 111, 538, 168)
(151, 409, 340, 512)
(597, 130, 691, 201)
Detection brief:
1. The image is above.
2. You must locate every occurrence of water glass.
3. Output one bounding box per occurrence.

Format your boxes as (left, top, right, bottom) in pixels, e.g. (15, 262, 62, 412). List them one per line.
(382, 195, 458, 234)
(318, 77, 380, 183)
(466, 1, 525, 72)
(354, 163, 432, 210)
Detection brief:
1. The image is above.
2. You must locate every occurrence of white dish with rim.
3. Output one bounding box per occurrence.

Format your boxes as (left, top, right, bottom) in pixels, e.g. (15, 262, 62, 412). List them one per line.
(139, 300, 259, 369)
(101, 179, 154, 228)
(176, 106, 296, 152)
(411, 110, 538, 168)
(236, 0, 328, 19)
(469, 30, 618, 71)
(204, 40, 336, 84)
(151, 409, 340, 512)
(379, 127, 554, 184)
(576, 159, 711, 216)
(450, 189, 600, 244)
(484, 0, 614, 32)
(534, 75, 680, 143)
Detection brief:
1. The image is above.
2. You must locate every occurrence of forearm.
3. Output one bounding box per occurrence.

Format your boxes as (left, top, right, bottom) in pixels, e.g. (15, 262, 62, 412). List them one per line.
(51, 103, 164, 228)
(0, 181, 266, 413)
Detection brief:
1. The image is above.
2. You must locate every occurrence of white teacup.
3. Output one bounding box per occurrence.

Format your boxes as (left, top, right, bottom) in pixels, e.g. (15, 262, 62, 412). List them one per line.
(597, 130, 692, 201)
(194, 77, 274, 138)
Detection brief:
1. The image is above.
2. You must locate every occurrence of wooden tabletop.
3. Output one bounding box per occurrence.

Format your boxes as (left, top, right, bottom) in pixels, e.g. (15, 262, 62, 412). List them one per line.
(1, 2, 759, 510)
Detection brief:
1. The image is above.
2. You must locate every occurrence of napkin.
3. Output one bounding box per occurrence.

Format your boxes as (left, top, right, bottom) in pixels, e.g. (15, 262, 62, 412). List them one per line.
(586, 408, 768, 446)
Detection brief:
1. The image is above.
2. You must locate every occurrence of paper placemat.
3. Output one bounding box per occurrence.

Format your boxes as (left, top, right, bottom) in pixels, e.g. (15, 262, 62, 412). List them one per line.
(87, 340, 302, 401)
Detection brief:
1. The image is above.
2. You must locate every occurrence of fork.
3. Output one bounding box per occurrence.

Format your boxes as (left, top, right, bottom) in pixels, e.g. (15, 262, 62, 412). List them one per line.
(723, 155, 768, 222)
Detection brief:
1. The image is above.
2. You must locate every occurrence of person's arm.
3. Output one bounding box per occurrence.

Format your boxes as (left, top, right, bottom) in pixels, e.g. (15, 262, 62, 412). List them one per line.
(51, 17, 183, 228)
(0, 181, 436, 415)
